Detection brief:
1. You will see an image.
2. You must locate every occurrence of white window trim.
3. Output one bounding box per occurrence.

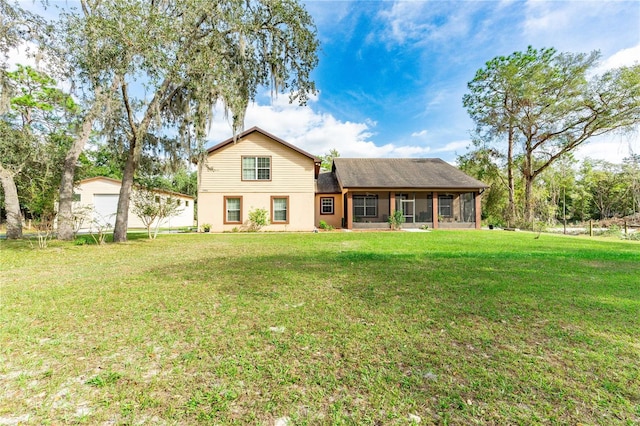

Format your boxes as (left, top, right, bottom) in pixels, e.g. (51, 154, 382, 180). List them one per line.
(271, 196, 289, 224)
(320, 197, 334, 215)
(242, 156, 271, 181)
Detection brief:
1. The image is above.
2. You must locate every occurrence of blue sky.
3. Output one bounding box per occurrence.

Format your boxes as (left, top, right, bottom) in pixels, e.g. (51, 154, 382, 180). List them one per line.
(207, 0, 640, 164)
(7, 1, 639, 163)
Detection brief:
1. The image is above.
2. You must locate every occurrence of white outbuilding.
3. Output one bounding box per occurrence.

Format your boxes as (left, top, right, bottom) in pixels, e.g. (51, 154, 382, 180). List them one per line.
(70, 176, 195, 232)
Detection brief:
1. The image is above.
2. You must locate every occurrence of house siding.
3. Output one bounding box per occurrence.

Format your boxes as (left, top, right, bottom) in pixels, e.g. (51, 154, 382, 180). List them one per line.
(200, 133, 315, 193)
(198, 132, 316, 232)
(314, 193, 343, 229)
(199, 192, 315, 232)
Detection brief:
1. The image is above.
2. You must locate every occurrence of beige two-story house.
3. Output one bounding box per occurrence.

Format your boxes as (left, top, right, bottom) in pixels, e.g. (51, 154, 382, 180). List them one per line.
(197, 127, 320, 232)
(198, 127, 488, 232)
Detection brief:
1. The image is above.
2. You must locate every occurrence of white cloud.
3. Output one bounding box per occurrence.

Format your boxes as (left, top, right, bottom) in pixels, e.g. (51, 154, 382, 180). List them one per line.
(523, 1, 575, 34)
(377, 2, 428, 44)
(598, 43, 640, 72)
(496, 0, 517, 11)
(207, 93, 440, 158)
(411, 130, 428, 137)
(433, 140, 470, 153)
(522, 0, 639, 55)
(391, 145, 432, 157)
(426, 91, 446, 109)
(573, 131, 640, 164)
(376, 1, 477, 46)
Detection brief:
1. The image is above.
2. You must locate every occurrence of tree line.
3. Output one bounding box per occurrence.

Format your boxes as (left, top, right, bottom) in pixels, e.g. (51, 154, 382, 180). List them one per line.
(458, 149, 640, 228)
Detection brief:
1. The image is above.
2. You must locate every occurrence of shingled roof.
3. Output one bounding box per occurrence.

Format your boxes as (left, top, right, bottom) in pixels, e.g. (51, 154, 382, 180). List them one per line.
(332, 158, 488, 190)
(316, 171, 341, 193)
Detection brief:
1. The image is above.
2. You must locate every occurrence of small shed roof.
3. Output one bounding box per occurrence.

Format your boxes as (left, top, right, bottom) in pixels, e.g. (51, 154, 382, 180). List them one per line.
(316, 171, 341, 193)
(333, 158, 488, 190)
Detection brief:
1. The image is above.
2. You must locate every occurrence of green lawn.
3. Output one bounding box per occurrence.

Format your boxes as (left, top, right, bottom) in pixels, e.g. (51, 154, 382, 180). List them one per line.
(1, 231, 639, 425)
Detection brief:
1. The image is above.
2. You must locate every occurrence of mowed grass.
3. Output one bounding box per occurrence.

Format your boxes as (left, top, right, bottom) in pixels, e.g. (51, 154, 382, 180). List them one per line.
(1, 231, 639, 425)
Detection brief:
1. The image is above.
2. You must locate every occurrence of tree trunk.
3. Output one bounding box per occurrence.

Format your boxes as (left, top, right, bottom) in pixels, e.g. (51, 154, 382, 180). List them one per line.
(0, 167, 23, 239)
(57, 81, 117, 241)
(524, 174, 534, 226)
(506, 124, 516, 226)
(112, 78, 170, 242)
(112, 146, 138, 242)
(523, 148, 535, 227)
(57, 124, 91, 240)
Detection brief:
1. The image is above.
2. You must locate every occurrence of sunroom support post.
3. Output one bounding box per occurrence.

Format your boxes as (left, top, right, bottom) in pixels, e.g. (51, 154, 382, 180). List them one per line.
(475, 191, 482, 229)
(346, 191, 353, 229)
(432, 192, 439, 229)
(390, 192, 396, 216)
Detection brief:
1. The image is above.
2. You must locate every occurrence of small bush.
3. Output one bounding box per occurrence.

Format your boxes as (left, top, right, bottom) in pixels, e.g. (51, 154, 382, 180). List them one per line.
(318, 220, 334, 231)
(201, 224, 211, 233)
(74, 237, 87, 245)
(604, 224, 621, 237)
(623, 231, 640, 241)
(248, 208, 269, 231)
(388, 210, 405, 230)
(485, 215, 506, 228)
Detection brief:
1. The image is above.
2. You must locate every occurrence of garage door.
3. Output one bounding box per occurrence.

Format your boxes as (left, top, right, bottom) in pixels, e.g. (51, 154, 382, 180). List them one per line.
(93, 194, 119, 227)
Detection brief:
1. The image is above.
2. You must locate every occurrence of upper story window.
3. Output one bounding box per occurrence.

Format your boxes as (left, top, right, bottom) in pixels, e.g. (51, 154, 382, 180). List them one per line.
(242, 156, 271, 181)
